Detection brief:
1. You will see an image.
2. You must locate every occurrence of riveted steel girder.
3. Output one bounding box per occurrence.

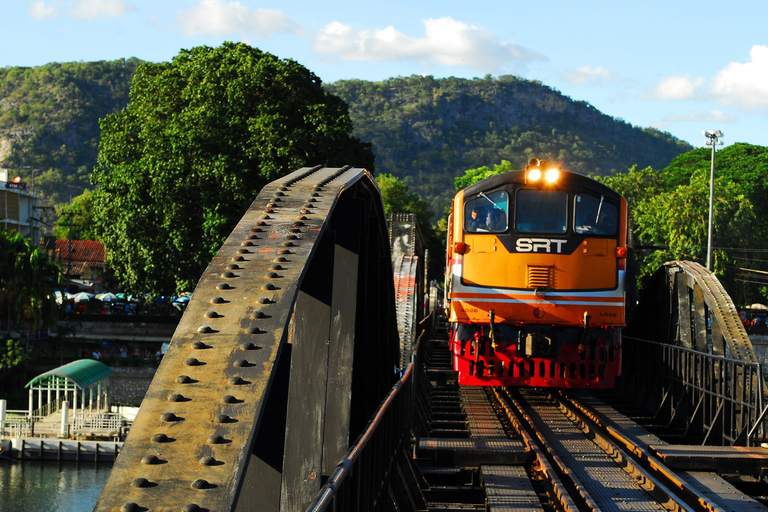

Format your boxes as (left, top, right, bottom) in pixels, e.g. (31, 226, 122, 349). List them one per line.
(94, 166, 399, 512)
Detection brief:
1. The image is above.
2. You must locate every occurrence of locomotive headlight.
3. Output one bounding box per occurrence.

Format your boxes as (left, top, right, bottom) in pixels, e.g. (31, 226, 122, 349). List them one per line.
(545, 168, 560, 183)
(528, 168, 542, 182)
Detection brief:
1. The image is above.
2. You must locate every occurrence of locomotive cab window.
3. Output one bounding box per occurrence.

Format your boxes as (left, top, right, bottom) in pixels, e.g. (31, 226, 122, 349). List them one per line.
(574, 194, 617, 235)
(516, 190, 567, 233)
(465, 191, 508, 233)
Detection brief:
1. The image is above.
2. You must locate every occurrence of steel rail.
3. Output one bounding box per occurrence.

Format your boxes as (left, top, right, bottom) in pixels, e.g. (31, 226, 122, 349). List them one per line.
(499, 388, 705, 512)
(94, 166, 396, 512)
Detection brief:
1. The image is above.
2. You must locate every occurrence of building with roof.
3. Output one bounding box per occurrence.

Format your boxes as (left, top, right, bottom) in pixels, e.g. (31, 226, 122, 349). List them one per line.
(54, 239, 106, 283)
(0, 168, 42, 241)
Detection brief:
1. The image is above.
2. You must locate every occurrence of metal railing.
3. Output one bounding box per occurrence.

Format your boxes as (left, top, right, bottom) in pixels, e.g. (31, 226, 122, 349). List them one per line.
(305, 317, 429, 512)
(624, 336, 768, 445)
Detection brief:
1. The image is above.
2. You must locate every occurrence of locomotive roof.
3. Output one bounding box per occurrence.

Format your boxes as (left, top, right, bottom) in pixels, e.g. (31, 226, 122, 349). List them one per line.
(462, 169, 622, 199)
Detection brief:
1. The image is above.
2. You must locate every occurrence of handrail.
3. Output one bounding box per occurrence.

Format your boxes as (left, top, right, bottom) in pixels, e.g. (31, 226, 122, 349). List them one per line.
(624, 336, 767, 445)
(305, 314, 430, 511)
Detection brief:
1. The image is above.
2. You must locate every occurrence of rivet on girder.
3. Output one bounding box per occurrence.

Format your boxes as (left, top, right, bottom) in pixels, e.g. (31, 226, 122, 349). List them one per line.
(265, 208, 275, 213)
(151, 433, 169, 443)
(261, 283, 277, 291)
(312, 186, 323, 191)
(292, 221, 305, 227)
(278, 249, 292, 254)
(265, 271, 280, 278)
(266, 203, 277, 209)
(210, 297, 226, 304)
(184, 357, 201, 366)
(257, 221, 267, 226)
(197, 326, 213, 334)
(226, 263, 241, 270)
(228, 376, 245, 385)
(268, 264, 282, 271)
(303, 204, 315, 209)
(274, 256, 287, 263)
(204, 311, 220, 319)
(247, 234, 260, 240)
(271, 196, 282, 202)
(199, 455, 216, 466)
(286, 235, 298, 240)
(207, 434, 224, 445)
(220, 395, 238, 404)
(251, 311, 267, 319)
(233, 359, 251, 367)
(240, 342, 259, 351)
(258, 297, 272, 304)
(131, 478, 149, 488)
(275, 190, 286, 196)
(182, 504, 201, 512)
(260, 214, 271, 220)
(296, 216, 308, 221)
(191, 340, 209, 349)
(240, 241, 254, 247)
(167, 393, 185, 402)
(121, 502, 140, 512)
(311, 192, 320, 197)
(217, 283, 234, 290)
(160, 412, 179, 422)
(252, 227, 263, 232)
(307, 197, 318, 202)
(232, 255, 245, 261)
(141, 455, 160, 465)
(176, 375, 193, 384)
(290, 228, 302, 233)
(246, 326, 264, 335)
(191, 479, 209, 490)
(215, 413, 231, 423)
(221, 271, 237, 279)
(282, 241, 295, 247)
(238, 248, 251, 254)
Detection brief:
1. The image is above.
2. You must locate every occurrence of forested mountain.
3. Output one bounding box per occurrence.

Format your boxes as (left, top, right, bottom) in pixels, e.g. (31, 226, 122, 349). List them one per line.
(0, 59, 140, 204)
(327, 75, 692, 217)
(0, 60, 691, 222)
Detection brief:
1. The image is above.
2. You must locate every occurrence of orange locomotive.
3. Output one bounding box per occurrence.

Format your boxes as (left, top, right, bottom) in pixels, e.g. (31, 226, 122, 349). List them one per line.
(445, 159, 631, 388)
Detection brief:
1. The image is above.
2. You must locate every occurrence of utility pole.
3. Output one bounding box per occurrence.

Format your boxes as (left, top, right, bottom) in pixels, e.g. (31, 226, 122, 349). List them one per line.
(703, 130, 724, 272)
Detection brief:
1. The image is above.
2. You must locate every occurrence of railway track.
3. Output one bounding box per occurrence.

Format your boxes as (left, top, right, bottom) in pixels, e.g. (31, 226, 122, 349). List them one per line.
(415, 339, 768, 512)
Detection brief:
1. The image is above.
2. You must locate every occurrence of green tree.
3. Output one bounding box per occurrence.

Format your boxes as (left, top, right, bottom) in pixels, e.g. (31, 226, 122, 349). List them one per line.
(454, 160, 515, 190)
(91, 43, 374, 295)
(53, 190, 98, 240)
(0, 230, 60, 335)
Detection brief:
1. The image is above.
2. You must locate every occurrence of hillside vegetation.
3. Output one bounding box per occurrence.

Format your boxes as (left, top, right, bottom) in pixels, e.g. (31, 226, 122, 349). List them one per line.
(0, 59, 140, 203)
(327, 75, 692, 217)
(0, 59, 691, 221)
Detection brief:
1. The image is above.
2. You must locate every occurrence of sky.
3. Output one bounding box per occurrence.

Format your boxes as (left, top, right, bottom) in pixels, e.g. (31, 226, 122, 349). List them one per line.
(3, 0, 768, 150)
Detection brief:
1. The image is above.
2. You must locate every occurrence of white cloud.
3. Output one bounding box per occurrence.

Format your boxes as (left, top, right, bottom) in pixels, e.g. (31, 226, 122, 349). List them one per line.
(312, 17, 544, 72)
(562, 65, 616, 86)
(27, 1, 58, 20)
(71, 0, 135, 21)
(652, 109, 737, 129)
(176, 0, 298, 38)
(710, 45, 768, 110)
(647, 75, 704, 100)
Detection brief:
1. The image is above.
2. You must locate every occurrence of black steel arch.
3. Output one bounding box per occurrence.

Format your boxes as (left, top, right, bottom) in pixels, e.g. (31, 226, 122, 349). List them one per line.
(627, 260, 757, 361)
(94, 166, 400, 512)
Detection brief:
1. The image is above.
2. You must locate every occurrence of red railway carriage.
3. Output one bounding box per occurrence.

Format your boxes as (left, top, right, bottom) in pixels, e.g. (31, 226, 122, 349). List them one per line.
(444, 159, 631, 388)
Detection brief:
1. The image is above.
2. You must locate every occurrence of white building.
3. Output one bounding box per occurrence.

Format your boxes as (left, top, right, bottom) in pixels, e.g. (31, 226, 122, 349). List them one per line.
(0, 168, 41, 242)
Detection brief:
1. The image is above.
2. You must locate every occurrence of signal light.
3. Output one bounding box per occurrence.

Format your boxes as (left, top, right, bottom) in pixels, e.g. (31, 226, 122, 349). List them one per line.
(454, 242, 468, 254)
(528, 168, 542, 182)
(545, 168, 560, 183)
(616, 247, 628, 258)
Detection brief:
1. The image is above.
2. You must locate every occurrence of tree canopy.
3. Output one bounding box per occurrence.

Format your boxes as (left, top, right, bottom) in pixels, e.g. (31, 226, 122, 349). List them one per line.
(0, 230, 59, 334)
(599, 143, 768, 304)
(90, 42, 374, 295)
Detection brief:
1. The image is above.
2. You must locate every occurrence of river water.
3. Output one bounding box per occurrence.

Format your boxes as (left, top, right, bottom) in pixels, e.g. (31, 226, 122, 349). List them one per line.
(0, 460, 111, 512)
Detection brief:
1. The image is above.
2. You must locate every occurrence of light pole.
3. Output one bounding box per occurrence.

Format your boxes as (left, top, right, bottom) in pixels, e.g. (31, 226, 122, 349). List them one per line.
(703, 129, 723, 271)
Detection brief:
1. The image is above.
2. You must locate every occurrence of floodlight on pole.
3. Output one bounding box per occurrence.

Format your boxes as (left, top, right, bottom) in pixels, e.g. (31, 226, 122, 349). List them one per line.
(703, 130, 723, 272)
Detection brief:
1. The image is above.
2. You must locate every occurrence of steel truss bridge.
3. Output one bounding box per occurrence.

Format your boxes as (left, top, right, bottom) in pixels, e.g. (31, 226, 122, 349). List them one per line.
(95, 167, 768, 512)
